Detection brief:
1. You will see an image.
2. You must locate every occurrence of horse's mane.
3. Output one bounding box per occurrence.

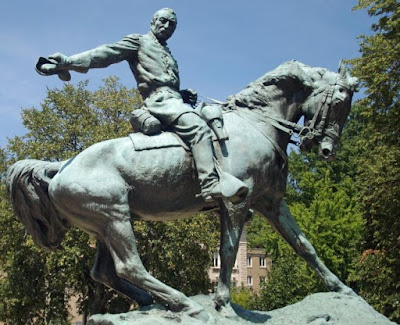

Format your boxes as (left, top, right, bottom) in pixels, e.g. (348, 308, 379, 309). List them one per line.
(225, 60, 337, 110)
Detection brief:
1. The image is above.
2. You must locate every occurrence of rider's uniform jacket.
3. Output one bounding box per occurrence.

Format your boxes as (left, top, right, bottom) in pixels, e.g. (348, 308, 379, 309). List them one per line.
(67, 32, 192, 125)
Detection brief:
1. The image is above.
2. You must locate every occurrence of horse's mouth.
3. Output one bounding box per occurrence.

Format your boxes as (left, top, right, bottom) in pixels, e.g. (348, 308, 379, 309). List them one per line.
(321, 148, 336, 162)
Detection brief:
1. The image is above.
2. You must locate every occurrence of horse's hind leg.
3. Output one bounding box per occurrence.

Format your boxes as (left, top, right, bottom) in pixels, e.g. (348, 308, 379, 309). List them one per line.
(214, 200, 249, 310)
(102, 218, 207, 319)
(256, 200, 356, 296)
(91, 240, 153, 307)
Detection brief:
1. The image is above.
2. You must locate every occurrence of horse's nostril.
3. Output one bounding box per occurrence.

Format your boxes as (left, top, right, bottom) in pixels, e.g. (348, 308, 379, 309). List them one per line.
(322, 148, 331, 157)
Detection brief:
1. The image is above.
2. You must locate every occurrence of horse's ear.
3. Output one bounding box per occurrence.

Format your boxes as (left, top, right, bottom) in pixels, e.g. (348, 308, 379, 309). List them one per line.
(338, 59, 360, 92)
(338, 60, 347, 77)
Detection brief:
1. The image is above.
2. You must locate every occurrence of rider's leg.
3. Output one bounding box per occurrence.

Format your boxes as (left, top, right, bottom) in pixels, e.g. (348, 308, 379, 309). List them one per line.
(172, 112, 218, 201)
(171, 112, 247, 203)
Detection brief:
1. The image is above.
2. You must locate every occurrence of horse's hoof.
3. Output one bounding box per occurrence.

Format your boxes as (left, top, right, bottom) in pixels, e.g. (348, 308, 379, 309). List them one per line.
(213, 291, 230, 310)
(184, 302, 209, 322)
(218, 303, 239, 320)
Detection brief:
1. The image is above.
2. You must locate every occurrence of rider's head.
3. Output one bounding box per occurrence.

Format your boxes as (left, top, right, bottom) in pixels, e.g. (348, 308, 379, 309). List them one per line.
(151, 8, 177, 43)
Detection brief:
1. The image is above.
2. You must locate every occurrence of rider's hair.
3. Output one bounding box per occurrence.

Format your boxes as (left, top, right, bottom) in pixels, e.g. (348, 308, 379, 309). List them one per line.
(152, 8, 177, 23)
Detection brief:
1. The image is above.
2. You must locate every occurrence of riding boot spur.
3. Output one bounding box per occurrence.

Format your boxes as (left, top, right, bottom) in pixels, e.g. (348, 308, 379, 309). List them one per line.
(190, 138, 248, 204)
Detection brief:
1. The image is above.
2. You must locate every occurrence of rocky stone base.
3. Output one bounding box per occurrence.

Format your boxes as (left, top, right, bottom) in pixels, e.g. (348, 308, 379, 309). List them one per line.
(88, 292, 396, 325)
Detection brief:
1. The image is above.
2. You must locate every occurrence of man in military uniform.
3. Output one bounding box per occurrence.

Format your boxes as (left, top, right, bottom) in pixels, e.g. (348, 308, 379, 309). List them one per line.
(37, 8, 247, 203)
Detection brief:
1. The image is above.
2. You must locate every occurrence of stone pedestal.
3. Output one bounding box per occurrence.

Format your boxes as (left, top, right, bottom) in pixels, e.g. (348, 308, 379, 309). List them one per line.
(88, 293, 395, 325)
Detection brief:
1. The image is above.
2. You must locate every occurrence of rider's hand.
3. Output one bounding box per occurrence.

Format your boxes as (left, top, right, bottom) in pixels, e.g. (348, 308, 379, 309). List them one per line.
(40, 52, 69, 74)
(36, 52, 71, 81)
(180, 88, 198, 107)
(39, 53, 70, 74)
(48, 52, 70, 69)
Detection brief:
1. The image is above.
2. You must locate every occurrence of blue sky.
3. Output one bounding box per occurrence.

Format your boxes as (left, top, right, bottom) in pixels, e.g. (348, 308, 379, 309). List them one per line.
(0, 1, 372, 147)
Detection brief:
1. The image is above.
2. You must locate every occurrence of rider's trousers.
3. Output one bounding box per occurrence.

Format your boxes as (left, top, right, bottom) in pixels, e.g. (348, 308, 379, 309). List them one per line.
(171, 112, 219, 193)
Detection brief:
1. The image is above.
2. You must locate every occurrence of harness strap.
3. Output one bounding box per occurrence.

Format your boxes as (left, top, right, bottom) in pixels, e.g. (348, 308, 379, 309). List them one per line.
(309, 91, 327, 130)
(233, 110, 288, 170)
(233, 107, 311, 147)
(267, 115, 302, 134)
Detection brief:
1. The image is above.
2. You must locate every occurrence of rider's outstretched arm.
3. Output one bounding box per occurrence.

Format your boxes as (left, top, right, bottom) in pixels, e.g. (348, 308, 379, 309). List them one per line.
(37, 34, 140, 77)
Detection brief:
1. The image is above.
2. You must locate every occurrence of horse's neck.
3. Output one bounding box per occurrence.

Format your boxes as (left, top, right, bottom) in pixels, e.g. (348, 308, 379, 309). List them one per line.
(231, 87, 307, 154)
(246, 96, 303, 125)
(229, 81, 304, 124)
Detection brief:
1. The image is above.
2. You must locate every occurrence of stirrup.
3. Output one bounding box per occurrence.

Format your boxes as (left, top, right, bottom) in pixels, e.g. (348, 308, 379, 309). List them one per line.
(213, 159, 249, 204)
(202, 179, 248, 204)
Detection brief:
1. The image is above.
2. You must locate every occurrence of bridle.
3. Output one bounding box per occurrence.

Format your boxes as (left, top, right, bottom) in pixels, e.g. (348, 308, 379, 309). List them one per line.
(220, 78, 349, 169)
(265, 80, 348, 147)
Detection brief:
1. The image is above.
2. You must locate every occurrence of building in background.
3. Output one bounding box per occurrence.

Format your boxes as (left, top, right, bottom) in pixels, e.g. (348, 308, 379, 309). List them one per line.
(208, 227, 271, 291)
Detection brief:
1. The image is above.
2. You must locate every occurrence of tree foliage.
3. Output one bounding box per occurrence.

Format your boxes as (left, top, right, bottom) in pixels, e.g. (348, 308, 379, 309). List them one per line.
(246, 2, 400, 321)
(135, 216, 219, 297)
(348, 1, 400, 321)
(249, 250, 314, 311)
(230, 286, 253, 310)
(0, 78, 218, 324)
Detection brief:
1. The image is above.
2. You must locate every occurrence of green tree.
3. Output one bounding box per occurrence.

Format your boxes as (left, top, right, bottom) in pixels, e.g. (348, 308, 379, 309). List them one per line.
(0, 78, 218, 324)
(348, 1, 400, 321)
(249, 250, 313, 310)
(230, 285, 253, 309)
(135, 215, 219, 297)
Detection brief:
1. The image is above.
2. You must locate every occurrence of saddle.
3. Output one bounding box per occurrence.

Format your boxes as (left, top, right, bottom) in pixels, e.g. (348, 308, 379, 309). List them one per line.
(130, 102, 229, 142)
(129, 105, 249, 204)
(129, 132, 190, 152)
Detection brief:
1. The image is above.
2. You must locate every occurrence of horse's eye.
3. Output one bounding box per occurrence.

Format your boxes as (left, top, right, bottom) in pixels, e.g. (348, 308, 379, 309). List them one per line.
(339, 88, 345, 93)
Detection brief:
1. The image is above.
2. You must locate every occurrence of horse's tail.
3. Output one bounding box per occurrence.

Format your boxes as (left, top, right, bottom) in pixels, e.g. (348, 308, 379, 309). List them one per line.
(5, 159, 68, 250)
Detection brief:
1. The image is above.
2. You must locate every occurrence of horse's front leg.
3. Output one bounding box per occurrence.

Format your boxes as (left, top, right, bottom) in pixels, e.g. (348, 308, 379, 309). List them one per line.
(214, 200, 249, 310)
(255, 199, 356, 296)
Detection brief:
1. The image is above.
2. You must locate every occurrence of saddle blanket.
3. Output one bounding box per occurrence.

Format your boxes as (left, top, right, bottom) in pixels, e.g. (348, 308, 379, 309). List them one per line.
(129, 132, 190, 152)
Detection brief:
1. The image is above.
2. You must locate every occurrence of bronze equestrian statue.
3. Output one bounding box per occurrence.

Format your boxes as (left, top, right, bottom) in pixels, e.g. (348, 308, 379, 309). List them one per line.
(7, 7, 359, 319)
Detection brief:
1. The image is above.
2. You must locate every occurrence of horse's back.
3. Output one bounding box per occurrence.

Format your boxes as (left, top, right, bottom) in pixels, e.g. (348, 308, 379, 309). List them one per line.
(49, 136, 203, 222)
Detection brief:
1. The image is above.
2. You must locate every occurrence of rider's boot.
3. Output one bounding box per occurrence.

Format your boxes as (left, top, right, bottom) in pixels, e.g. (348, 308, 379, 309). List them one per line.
(191, 138, 248, 204)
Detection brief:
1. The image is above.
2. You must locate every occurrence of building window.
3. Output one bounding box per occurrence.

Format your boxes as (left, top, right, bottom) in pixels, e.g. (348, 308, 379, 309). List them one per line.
(247, 255, 252, 267)
(259, 257, 266, 267)
(232, 281, 237, 288)
(247, 276, 253, 287)
(260, 276, 266, 284)
(212, 252, 219, 267)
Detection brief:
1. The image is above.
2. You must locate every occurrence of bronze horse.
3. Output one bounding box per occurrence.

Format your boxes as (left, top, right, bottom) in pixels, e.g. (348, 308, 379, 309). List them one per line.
(6, 60, 359, 317)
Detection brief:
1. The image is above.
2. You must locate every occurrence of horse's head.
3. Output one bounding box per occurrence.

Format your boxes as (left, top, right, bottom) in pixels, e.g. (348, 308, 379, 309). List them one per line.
(300, 61, 359, 161)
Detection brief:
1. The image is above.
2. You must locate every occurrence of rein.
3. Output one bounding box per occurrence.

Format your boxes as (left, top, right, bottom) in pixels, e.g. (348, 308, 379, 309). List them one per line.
(264, 82, 340, 146)
(224, 82, 340, 168)
(231, 109, 288, 170)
